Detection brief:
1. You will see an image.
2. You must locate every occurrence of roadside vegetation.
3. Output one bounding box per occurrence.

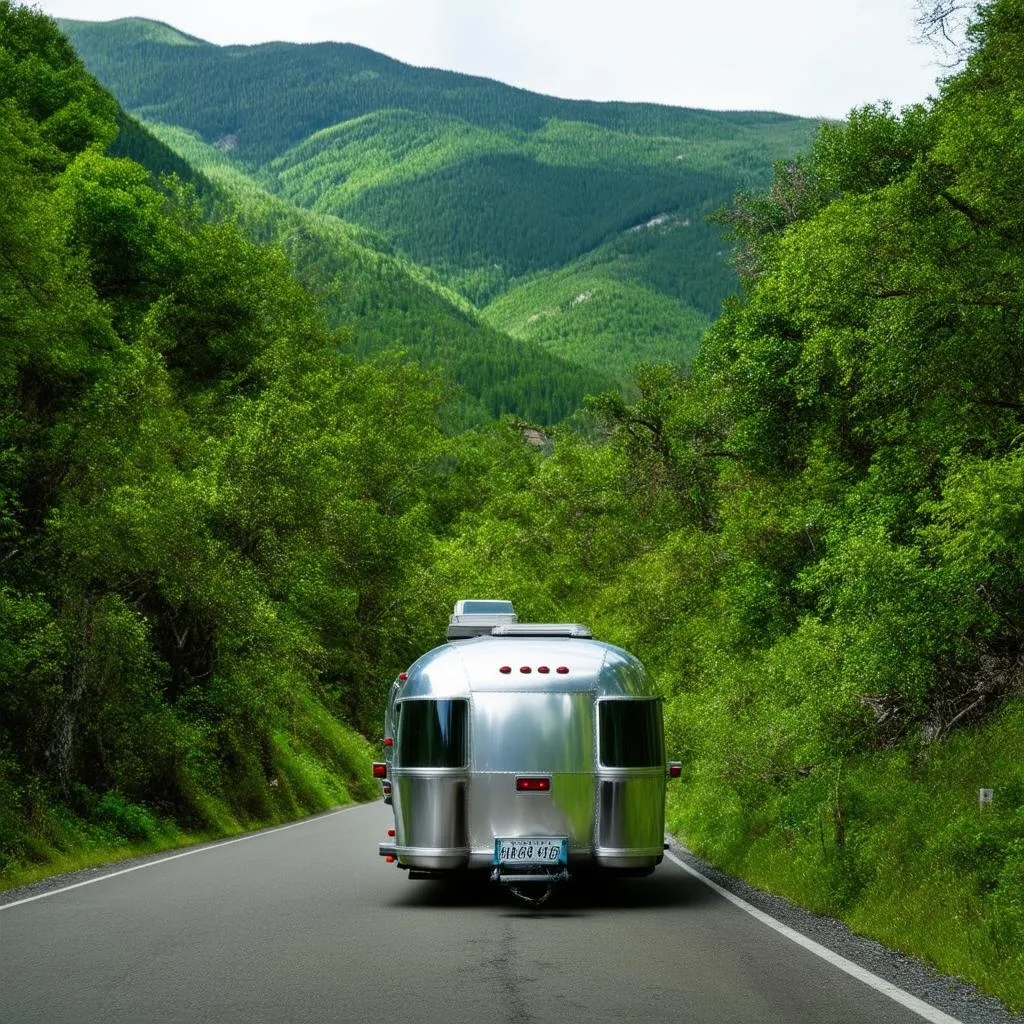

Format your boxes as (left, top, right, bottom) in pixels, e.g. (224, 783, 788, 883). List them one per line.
(0, 1, 399, 884)
(1, 0, 1021, 1011)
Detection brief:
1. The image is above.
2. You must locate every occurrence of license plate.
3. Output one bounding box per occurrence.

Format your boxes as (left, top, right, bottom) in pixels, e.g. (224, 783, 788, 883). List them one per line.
(494, 837, 567, 866)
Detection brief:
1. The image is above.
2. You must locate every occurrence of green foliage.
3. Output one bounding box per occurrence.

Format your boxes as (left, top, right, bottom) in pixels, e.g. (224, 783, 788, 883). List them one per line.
(94, 791, 177, 843)
(294, 148, 735, 300)
(482, 224, 713, 385)
(107, 108, 213, 198)
(670, 701, 1024, 1009)
(57, 17, 819, 167)
(812, 102, 938, 195)
(0, 3, 408, 884)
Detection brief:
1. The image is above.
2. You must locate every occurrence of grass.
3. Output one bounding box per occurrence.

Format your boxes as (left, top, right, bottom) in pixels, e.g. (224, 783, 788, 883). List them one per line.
(0, 699, 376, 894)
(1, 825, 205, 893)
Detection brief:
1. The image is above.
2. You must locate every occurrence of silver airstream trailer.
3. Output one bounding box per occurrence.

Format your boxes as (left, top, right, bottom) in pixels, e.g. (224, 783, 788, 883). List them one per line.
(374, 601, 680, 901)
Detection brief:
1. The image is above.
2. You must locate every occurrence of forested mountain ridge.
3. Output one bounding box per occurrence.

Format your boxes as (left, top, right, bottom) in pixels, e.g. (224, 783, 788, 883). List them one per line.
(54, 16, 813, 164)
(57, 16, 821, 371)
(135, 120, 616, 422)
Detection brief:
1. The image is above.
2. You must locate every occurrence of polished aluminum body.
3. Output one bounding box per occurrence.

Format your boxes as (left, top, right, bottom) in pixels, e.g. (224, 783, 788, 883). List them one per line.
(383, 629, 667, 877)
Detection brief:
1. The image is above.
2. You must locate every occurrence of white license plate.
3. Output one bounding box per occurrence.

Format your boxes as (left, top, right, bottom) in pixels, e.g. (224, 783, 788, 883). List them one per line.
(494, 837, 567, 865)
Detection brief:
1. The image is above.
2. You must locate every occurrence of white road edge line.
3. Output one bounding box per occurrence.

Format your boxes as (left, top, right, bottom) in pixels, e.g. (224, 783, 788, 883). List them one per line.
(0, 804, 364, 912)
(664, 850, 963, 1024)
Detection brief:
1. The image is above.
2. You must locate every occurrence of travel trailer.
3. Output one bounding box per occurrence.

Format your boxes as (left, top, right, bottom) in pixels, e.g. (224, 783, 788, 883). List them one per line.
(374, 601, 680, 902)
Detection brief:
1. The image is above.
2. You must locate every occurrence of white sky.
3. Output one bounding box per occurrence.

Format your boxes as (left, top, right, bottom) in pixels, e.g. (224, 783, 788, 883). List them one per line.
(36, 0, 951, 119)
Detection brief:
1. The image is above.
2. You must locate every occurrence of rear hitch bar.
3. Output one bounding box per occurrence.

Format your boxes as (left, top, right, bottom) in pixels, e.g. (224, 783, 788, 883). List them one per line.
(490, 867, 570, 886)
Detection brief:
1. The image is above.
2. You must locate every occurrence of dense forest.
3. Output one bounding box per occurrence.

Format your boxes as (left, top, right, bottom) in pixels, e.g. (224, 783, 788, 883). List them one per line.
(2, 0, 1023, 1011)
(0, 0, 443, 863)
(481, 215, 715, 382)
(58, 15, 820, 370)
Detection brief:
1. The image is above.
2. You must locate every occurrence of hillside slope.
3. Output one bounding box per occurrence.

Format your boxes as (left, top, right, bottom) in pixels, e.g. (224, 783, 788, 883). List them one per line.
(57, 17, 820, 362)
(482, 209, 726, 380)
(55, 17, 817, 165)
(139, 122, 614, 424)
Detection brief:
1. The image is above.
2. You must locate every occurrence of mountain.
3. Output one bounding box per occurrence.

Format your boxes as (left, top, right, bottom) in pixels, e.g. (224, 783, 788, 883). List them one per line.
(135, 122, 616, 424)
(57, 17, 821, 378)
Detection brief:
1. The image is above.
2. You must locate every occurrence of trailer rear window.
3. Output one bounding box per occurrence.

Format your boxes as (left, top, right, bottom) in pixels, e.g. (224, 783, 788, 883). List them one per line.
(397, 699, 468, 768)
(599, 700, 663, 768)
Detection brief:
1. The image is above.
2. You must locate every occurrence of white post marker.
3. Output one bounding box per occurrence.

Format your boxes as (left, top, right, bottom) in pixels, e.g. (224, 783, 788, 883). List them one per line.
(979, 788, 994, 806)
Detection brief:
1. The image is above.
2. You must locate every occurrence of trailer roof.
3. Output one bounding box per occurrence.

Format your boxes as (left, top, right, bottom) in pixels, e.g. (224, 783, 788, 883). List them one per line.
(397, 633, 655, 700)
(491, 623, 592, 638)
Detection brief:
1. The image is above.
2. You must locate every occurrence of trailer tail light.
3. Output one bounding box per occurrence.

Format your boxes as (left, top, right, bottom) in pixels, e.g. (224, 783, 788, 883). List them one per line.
(382, 782, 392, 794)
(372, 762, 388, 778)
(385, 855, 395, 863)
(516, 777, 551, 792)
(668, 761, 682, 779)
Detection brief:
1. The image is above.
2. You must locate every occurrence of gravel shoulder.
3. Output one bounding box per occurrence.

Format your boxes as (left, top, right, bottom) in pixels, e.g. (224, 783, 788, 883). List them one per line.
(666, 836, 1024, 1024)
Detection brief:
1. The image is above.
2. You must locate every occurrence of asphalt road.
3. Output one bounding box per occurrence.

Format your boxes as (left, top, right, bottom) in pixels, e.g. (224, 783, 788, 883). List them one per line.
(0, 801, 1015, 1024)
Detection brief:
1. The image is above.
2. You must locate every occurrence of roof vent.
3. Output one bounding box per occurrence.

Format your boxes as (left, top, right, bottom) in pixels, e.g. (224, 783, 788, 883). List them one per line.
(447, 599, 517, 641)
(490, 623, 592, 639)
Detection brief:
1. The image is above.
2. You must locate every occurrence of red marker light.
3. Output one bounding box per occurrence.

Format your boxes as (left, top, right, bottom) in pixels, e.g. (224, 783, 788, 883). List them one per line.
(399, 672, 408, 681)
(520, 666, 532, 674)
(669, 761, 683, 779)
(556, 666, 569, 674)
(383, 737, 393, 747)
(499, 666, 512, 674)
(385, 855, 395, 863)
(387, 829, 396, 837)
(537, 666, 550, 674)
(516, 777, 551, 792)
(372, 762, 388, 778)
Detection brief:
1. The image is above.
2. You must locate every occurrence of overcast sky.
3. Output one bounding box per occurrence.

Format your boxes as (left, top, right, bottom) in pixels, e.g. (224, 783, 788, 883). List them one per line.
(36, 0, 951, 119)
